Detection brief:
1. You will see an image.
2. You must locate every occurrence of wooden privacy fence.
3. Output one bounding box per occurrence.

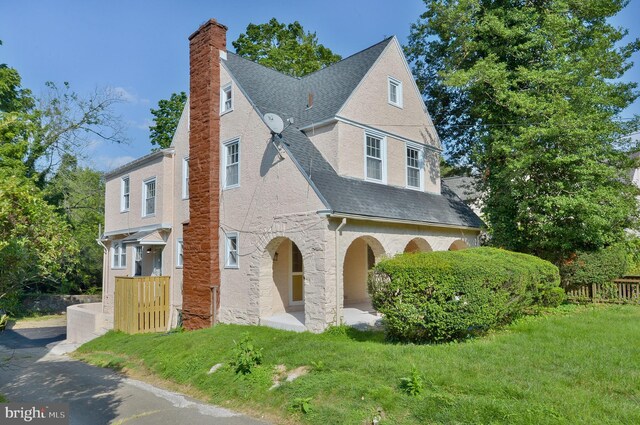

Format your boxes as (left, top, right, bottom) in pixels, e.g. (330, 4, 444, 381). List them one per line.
(115, 276, 170, 334)
(566, 277, 640, 303)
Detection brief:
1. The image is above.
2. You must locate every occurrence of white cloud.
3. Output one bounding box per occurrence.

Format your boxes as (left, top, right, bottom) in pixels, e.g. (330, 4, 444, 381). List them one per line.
(112, 86, 147, 104)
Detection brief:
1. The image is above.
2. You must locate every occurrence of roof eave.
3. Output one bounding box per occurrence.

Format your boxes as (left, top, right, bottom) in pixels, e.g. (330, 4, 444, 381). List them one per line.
(327, 212, 482, 231)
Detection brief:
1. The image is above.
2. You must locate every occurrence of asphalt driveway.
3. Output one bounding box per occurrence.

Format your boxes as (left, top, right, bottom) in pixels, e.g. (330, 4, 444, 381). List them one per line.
(0, 321, 269, 425)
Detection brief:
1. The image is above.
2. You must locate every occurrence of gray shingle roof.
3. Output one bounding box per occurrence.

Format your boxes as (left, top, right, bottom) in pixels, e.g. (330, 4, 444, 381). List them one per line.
(441, 176, 481, 202)
(223, 40, 483, 230)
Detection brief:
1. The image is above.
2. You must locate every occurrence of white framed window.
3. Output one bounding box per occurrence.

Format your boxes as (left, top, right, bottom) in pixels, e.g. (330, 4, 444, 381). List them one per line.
(406, 144, 424, 190)
(388, 76, 403, 108)
(223, 138, 240, 189)
(364, 132, 386, 183)
(225, 233, 238, 268)
(290, 242, 304, 305)
(121, 176, 130, 212)
(221, 83, 233, 114)
(112, 242, 127, 269)
(176, 239, 184, 268)
(143, 178, 156, 217)
(182, 157, 189, 199)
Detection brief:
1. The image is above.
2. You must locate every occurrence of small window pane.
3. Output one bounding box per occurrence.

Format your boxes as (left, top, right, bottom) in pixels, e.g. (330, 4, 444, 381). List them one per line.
(389, 82, 397, 103)
(120, 245, 127, 267)
(367, 157, 382, 180)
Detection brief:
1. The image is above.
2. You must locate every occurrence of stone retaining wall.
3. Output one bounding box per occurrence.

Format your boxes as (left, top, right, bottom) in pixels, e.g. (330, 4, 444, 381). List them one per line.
(22, 294, 102, 314)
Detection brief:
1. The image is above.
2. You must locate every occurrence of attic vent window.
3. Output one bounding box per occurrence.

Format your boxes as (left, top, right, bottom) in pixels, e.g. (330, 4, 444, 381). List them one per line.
(221, 83, 233, 114)
(388, 76, 403, 108)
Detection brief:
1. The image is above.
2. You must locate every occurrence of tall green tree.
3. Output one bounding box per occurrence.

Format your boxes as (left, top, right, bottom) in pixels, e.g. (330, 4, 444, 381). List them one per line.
(149, 91, 187, 149)
(44, 154, 104, 293)
(1, 42, 120, 304)
(232, 18, 341, 77)
(406, 0, 640, 262)
(0, 170, 78, 313)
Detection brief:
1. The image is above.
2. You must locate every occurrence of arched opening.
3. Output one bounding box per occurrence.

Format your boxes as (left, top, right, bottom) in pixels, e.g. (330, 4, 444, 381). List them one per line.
(258, 237, 305, 330)
(449, 239, 469, 251)
(404, 237, 433, 253)
(342, 236, 385, 310)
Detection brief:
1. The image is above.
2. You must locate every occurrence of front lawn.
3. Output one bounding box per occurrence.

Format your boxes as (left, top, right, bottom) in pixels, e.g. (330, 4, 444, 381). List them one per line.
(75, 305, 640, 424)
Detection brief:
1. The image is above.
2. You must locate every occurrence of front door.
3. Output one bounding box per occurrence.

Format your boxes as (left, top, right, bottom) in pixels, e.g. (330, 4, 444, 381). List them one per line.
(152, 250, 162, 276)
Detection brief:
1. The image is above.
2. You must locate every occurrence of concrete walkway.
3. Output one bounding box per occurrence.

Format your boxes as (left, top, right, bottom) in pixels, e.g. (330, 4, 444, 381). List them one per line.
(0, 320, 269, 425)
(260, 304, 382, 332)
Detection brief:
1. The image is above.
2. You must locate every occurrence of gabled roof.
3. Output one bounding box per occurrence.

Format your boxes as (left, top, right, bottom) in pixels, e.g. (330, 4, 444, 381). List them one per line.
(441, 176, 481, 202)
(223, 37, 393, 127)
(222, 39, 483, 230)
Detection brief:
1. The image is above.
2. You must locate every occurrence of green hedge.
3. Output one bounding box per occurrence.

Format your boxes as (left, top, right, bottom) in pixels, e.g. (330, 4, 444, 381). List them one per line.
(559, 244, 627, 292)
(368, 247, 563, 343)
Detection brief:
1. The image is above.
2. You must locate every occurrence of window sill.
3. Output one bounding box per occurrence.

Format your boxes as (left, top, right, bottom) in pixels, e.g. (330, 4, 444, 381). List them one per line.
(176, 265, 183, 269)
(224, 266, 239, 270)
(120, 209, 130, 214)
(142, 213, 156, 219)
(364, 177, 387, 185)
(111, 267, 126, 270)
(405, 185, 423, 192)
(220, 108, 234, 116)
(388, 101, 403, 109)
(223, 184, 240, 191)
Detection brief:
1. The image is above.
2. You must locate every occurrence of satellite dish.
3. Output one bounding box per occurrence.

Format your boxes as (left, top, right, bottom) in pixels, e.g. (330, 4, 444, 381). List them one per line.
(264, 113, 284, 134)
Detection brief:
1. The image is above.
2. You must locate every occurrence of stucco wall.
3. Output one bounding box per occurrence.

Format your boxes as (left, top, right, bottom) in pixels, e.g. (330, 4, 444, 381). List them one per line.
(343, 237, 369, 304)
(217, 64, 329, 331)
(337, 39, 441, 193)
(104, 154, 173, 234)
(339, 39, 439, 147)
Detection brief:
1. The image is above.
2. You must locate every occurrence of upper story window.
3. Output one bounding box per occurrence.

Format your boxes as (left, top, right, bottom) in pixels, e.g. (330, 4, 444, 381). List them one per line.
(388, 76, 403, 108)
(225, 233, 238, 268)
(221, 83, 233, 114)
(143, 178, 156, 217)
(406, 144, 424, 190)
(224, 139, 240, 189)
(176, 239, 184, 268)
(112, 242, 126, 269)
(365, 133, 386, 183)
(121, 177, 130, 212)
(182, 157, 189, 199)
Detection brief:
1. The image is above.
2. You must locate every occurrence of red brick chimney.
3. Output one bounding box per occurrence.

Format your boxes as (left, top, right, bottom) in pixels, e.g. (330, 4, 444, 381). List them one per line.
(182, 19, 227, 330)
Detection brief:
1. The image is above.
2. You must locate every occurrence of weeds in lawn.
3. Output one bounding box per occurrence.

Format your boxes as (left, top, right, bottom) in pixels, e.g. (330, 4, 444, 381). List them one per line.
(400, 367, 423, 396)
(290, 397, 313, 414)
(229, 333, 263, 375)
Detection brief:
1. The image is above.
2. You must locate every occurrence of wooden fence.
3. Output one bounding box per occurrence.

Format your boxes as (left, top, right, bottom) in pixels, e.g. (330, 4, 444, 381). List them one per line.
(565, 277, 640, 304)
(114, 276, 170, 334)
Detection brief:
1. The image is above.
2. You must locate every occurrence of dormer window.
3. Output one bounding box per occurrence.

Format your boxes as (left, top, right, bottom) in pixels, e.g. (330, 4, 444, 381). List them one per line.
(388, 77, 403, 108)
(221, 83, 233, 114)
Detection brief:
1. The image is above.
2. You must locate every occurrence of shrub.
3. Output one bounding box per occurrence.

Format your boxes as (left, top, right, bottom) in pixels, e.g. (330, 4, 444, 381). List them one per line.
(368, 247, 562, 343)
(559, 244, 627, 290)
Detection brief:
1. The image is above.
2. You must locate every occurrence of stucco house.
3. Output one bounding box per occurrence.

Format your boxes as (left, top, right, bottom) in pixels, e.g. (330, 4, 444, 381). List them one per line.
(100, 19, 482, 333)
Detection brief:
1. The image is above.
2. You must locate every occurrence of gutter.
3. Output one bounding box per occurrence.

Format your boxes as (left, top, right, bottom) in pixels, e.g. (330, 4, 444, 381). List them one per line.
(96, 224, 109, 313)
(327, 212, 481, 232)
(335, 218, 347, 325)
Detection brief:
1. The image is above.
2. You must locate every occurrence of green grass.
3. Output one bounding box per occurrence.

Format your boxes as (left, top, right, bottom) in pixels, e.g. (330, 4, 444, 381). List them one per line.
(75, 305, 640, 424)
(0, 394, 6, 403)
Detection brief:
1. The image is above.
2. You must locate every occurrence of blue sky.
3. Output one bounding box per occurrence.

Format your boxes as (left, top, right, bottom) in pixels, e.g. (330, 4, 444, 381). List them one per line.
(1, 0, 639, 170)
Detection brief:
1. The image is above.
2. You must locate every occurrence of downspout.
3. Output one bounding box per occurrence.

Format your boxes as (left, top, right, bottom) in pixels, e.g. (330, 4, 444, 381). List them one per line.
(335, 218, 347, 325)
